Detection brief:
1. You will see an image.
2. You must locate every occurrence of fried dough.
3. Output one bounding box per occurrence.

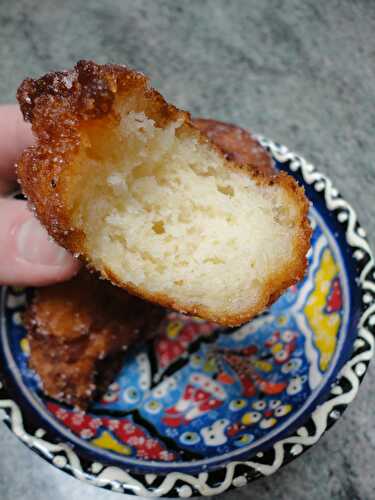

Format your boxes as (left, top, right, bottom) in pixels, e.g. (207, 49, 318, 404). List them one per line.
(24, 271, 163, 408)
(192, 118, 274, 174)
(17, 60, 311, 326)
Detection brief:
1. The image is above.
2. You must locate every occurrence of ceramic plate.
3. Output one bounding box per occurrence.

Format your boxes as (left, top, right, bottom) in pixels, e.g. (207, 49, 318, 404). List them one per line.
(1, 138, 374, 498)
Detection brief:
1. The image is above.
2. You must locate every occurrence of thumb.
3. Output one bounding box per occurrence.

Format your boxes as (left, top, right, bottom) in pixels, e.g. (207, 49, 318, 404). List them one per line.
(0, 198, 80, 286)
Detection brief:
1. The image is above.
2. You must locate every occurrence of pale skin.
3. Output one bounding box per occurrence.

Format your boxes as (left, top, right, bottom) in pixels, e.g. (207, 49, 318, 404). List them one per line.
(0, 105, 80, 286)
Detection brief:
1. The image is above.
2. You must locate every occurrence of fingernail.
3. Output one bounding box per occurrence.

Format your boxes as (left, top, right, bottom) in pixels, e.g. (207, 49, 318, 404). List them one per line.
(16, 217, 72, 266)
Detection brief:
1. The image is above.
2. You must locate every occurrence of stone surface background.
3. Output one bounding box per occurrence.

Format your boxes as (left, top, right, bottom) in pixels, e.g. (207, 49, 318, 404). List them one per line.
(0, 1, 374, 499)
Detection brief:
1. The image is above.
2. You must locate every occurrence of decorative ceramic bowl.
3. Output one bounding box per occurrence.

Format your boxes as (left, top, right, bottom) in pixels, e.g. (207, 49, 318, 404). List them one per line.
(0, 138, 374, 498)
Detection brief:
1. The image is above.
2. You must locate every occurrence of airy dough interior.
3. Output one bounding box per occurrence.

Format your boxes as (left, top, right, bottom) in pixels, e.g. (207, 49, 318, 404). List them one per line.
(70, 99, 299, 316)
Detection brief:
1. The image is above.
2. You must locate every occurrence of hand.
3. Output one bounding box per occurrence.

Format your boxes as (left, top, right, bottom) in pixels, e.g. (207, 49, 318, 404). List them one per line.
(0, 105, 80, 286)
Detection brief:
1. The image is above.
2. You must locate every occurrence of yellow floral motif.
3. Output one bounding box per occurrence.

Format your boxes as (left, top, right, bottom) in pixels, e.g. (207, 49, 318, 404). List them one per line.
(166, 321, 183, 339)
(254, 360, 273, 372)
(271, 343, 283, 354)
(191, 316, 205, 323)
(277, 315, 288, 326)
(20, 338, 30, 355)
(304, 248, 340, 371)
(203, 357, 217, 373)
(242, 412, 261, 426)
(91, 431, 131, 455)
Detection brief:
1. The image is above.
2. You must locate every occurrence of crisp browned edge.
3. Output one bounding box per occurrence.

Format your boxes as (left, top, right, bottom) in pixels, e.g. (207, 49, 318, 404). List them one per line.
(17, 60, 311, 327)
(21, 289, 96, 407)
(192, 117, 276, 176)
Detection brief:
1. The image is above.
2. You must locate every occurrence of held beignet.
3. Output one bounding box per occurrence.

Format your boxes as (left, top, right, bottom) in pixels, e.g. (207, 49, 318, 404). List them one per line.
(17, 60, 311, 326)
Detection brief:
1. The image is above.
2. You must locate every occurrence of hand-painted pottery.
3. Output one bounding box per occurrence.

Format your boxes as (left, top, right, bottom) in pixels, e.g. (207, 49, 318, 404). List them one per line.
(1, 138, 374, 497)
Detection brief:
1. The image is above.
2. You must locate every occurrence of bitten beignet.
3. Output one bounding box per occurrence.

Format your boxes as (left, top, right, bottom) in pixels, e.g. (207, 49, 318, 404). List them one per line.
(17, 60, 311, 326)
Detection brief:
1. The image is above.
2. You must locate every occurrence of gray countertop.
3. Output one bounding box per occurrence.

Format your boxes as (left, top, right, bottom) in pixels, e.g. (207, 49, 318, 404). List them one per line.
(0, 1, 374, 499)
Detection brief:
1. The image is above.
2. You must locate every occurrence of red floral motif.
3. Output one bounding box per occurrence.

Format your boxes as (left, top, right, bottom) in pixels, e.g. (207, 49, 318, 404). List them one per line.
(214, 331, 298, 399)
(222, 351, 288, 397)
(155, 315, 218, 370)
(47, 403, 176, 461)
(326, 277, 342, 313)
(162, 374, 226, 427)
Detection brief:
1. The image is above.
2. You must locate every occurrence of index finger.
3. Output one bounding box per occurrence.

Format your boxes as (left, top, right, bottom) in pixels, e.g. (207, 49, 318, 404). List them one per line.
(0, 104, 34, 191)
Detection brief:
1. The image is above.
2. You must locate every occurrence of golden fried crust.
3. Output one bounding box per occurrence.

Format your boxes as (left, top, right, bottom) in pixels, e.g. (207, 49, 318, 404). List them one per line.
(17, 60, 311, 326)
(17, 61, 185, 248)
(192, 118, 275, 175)
(24, 270, 164, 408)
